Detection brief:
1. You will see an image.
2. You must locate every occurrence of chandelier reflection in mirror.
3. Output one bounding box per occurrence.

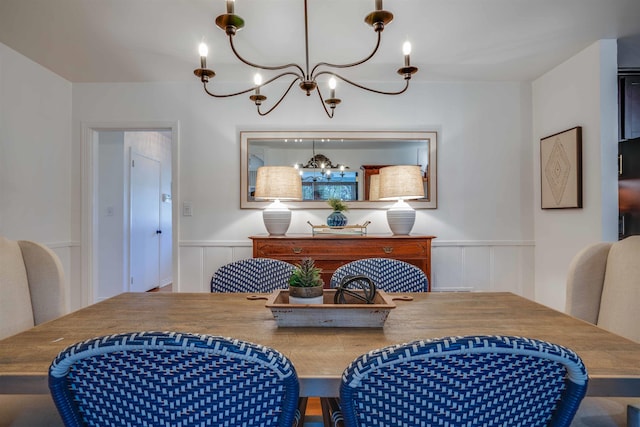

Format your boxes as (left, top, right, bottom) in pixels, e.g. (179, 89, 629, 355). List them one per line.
(292, 139, 356, 201)
(193, 0, 418, 118)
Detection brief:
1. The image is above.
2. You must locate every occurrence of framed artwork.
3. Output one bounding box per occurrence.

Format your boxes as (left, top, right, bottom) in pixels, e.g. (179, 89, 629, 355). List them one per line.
(540, 126, 583, 209)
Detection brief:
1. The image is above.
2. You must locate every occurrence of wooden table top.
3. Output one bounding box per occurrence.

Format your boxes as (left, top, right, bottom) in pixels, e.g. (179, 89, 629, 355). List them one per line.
(1, 292, 638, 397)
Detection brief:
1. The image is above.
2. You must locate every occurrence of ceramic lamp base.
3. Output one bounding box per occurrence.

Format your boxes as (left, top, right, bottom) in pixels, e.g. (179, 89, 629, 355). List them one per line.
(386, 200, 416, 235)
(263, 200, 291, 235)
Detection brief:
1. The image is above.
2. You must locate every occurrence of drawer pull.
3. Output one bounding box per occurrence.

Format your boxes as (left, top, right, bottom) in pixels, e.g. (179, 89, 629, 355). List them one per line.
(382, 247, 393, 254)
(292, 247, 303, 254)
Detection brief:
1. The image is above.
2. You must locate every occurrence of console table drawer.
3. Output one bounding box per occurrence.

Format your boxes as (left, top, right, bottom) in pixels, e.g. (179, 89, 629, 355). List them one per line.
(250, 235, 434, 290)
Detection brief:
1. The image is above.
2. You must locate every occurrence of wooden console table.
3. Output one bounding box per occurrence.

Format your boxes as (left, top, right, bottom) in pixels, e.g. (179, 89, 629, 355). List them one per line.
(250, 234, 434, 290)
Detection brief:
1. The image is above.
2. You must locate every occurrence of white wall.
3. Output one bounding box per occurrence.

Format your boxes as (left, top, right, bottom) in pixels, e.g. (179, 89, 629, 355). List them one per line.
(71, 79, 535, 295)
(0, 42, 76, 308)
(532, 40, 619, 310)
(97, 131, 125, 300)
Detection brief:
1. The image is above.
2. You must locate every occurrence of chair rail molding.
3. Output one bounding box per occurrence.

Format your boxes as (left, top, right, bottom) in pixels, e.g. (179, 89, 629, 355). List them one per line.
(179, 239, 534, 296)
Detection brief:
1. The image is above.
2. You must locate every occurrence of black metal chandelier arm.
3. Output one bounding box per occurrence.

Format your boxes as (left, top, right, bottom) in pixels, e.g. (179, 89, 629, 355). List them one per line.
(202, 82, 255, 98)
(256, 77, 301, 116)
(202, 71, 301, 98)
(229, 36, 305, 76)
(315, 87, 335, 119)
(261, 71, 303, 88)
(310, 31, 382, 78)
(316, 71, 410, 96)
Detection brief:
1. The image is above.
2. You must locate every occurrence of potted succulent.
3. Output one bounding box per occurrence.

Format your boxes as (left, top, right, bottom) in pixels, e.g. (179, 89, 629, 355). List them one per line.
(288, 258, 324, 304)
(326, 198, 349, 227)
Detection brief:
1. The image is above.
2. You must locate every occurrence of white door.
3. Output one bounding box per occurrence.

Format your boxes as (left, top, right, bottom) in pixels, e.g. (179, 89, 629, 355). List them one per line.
(130, 151, 161, 292)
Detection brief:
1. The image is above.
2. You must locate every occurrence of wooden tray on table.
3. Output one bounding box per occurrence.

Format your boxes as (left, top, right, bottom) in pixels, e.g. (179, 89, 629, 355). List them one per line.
(263, 289, 401, 328)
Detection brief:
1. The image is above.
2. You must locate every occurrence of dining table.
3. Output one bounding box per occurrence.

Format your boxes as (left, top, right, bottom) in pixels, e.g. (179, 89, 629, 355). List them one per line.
(0, 291, 639, 398)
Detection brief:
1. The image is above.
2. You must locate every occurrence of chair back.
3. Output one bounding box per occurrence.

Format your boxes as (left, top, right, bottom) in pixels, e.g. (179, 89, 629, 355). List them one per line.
(339, 335, 588, 427)
(597, 236, 640, 342)
(565, 242, 612, 324)
(211, 258, 294, 293)
(0, 236, 66, 339)
(329, 258, 428, 292)
(49, 331, 300, 427)
(565, 236, 640, 342)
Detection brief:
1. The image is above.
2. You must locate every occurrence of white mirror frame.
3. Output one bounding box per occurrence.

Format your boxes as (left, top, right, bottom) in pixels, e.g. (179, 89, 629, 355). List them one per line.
(240, 130, 437, 209)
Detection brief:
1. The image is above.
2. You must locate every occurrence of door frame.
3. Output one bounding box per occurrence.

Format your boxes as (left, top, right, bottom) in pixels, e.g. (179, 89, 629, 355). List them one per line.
(81, 121, 180, 306)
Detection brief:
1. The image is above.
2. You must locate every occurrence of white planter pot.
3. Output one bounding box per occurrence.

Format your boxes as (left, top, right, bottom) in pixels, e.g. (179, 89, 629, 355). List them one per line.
(288, 295, 324, 305)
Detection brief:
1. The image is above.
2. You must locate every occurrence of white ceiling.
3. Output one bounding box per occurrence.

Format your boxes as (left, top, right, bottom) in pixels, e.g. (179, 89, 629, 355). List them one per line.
(1, 0, 640, 84)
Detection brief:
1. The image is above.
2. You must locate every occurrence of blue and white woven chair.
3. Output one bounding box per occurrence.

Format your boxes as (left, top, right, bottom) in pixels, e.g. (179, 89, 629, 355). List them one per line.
(210, 258, 295, 293)
(329, 258, 428, 292)
(48, 331, 300, 427)
(334, 335, 588, 427)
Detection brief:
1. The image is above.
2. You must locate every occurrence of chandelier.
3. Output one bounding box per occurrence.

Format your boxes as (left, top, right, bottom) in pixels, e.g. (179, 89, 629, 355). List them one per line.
(193, 0, 418, 118)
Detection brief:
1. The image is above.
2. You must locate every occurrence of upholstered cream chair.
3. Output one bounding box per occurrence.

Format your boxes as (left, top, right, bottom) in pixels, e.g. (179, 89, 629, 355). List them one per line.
(0, 236, 67, 427)
(566, 236, 640, 427)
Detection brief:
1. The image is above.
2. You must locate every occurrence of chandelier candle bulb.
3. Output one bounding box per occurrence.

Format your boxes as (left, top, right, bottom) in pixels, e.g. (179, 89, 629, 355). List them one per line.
(329, 77, 337, 99)
(254, 73, 262, 95)
(198, 43, 208, 68)
(403, 41, 411, 67)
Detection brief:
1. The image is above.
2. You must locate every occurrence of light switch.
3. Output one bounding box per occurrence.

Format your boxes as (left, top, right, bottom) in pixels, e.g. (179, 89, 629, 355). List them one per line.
(183, 202, 193, 217)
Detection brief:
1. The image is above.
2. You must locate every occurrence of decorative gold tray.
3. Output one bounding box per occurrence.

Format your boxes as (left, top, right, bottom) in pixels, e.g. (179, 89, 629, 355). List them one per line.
(264, 289, 397, 328)
(307, 220, 371, 236)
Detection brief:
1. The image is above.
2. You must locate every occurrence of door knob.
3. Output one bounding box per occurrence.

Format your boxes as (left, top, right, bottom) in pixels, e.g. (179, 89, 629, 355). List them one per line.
(156, 230, 162, 234)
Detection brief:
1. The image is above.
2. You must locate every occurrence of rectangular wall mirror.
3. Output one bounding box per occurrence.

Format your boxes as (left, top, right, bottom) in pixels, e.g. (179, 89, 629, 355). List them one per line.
(240, 130, 437, 209)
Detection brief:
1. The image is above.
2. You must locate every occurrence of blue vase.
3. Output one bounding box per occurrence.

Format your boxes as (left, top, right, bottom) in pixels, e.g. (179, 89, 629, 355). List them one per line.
(327, 211, 348, 227)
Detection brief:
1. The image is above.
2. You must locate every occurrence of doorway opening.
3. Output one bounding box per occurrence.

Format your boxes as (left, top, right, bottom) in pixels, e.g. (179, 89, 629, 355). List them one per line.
(82, 123, 179, 305)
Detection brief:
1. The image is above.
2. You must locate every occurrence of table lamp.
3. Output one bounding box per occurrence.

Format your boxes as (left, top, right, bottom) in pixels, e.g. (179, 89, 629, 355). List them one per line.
(379, 165, 424, 235)
(254, 166, 302, 235)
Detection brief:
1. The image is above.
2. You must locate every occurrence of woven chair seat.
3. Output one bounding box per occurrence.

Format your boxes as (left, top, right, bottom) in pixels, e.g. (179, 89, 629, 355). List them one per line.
(49, 331, 300, 427)
(329, 258, 428, 292)
(210, 258, 294, 293)
(335, 335, 588, 427)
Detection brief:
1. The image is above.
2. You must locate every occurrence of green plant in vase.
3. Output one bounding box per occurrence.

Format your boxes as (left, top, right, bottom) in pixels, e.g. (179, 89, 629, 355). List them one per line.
(327, 198, 349, 227)
(288, 257, 324, 304)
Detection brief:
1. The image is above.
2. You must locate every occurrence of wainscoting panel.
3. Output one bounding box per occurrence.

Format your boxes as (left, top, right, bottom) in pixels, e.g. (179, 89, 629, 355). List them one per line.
(460, 246, 491, 291)
(179, 240, 535, 295)
(178, 246, 205, 292)
(430, 241, 534, 296)
(430, 246, 465, 291)
(491, 246, 522, 294)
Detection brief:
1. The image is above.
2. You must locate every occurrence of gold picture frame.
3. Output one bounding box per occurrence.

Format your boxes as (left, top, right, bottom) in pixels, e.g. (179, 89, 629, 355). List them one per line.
(540, 126, 583, 209)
